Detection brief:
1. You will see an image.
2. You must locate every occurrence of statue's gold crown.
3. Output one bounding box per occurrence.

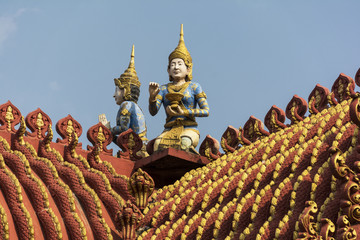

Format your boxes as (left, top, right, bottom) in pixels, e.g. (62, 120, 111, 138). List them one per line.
(114, 45, 141, 89)
(169, 24, 193, 81)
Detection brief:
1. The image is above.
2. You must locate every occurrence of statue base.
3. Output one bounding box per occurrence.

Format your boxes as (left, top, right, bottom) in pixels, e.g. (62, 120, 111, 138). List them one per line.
(133, 148, 210, 188)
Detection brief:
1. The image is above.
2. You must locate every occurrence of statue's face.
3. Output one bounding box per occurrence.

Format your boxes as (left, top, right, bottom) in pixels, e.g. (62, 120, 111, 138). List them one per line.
(168, 58, 189, 81)
(113, 86, 125, 105)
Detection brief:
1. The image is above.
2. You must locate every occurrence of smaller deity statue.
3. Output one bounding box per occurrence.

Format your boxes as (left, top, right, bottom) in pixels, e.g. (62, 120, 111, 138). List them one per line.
(149, 24, 209, 153)
(99, 45, 148, 156)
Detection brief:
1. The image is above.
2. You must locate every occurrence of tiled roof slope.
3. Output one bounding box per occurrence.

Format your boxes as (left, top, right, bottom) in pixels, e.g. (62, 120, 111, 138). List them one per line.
(0, 103, 155, 239)
(138, 70, 360, 239)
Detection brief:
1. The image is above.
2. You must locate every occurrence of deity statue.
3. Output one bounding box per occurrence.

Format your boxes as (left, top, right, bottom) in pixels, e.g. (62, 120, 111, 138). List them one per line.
(100, 45, 148, 156)
(149, 24, 209, 153)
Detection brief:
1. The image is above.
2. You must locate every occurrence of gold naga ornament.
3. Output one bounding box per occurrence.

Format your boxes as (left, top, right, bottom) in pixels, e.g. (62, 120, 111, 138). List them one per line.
(114, 45, 141, 101)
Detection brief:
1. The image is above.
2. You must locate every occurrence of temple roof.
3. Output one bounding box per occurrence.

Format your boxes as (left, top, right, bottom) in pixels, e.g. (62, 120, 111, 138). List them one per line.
(137, 70, 360, 239)
(0, 105, 149, 239)
(0, 68, 360, 239)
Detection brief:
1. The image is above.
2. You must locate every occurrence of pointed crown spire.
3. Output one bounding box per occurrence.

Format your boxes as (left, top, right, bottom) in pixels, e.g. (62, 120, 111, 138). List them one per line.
(114, 45, 141, 90)
(168, 24, 193, 81)
(114, 45, 141, 102)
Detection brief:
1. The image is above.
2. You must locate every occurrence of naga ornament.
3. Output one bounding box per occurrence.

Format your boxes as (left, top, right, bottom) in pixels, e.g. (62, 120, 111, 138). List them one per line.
(25, 108, 52, 140)
(56, 114, 83, 147)
(199, 135, 220, 161)
(220, 126, 240, 153)
(264, 105, 287, 133)
(308, 84, 330, 114)
(116, 129, 143, 161)
(242, 116, 269, 143)
(116, 200, 143, 240)
(286, 95, 308, 125)
(0, 101, 21, 133)
(329, 73, 356, 105)
(128, 168, 154, 210)
(87, 122, 113, 156)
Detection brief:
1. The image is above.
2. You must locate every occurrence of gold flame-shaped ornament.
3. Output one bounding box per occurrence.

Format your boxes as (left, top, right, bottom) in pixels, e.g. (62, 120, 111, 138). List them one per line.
(168, 24, 193, 81)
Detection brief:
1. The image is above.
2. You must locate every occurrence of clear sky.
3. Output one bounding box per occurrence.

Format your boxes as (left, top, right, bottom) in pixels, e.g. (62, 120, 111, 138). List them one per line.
(1, 1, 359, 151)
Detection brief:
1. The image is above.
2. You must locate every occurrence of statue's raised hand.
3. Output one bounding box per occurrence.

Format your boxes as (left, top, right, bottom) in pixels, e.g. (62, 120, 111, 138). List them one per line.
(98, 114, 111, 129)
(149, 82, 160, 102)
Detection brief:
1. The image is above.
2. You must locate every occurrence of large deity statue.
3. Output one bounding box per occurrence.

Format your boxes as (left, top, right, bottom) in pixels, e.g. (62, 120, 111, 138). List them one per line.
(149, 24, 209, 153)
(100, 45, 148, 150)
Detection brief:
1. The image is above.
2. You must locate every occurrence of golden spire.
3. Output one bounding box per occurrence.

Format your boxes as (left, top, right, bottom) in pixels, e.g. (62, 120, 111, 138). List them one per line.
(128, 44, 135, 70)
(169, 24, 193, 81)
(114, 45, 141, 89)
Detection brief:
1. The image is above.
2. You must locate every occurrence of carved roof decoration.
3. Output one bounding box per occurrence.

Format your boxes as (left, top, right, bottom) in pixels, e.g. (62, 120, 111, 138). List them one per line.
(220, 126, 240, 154)
(308, 84, 330, 115)
(86, 122, 113, 155)
(56, 114, 83, 146)
(0, 104, 152, 239)
(138, 69, 360, 239)
(25, 108, 52, 140)
(1, 69, 360, 239)
(286, 94, 308, 125)
(329, 73, 356, 105)
(0, 101, 21, 133)
(243, 115, 270, 142)
(264, 105, 287, 134)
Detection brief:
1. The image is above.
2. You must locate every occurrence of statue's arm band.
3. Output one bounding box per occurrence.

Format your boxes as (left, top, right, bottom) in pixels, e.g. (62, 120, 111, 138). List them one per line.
(187, 99, 209, 117)
(195, 92, 207, 100)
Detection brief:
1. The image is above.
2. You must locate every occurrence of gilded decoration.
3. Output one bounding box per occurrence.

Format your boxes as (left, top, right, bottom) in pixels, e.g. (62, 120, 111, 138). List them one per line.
(199, 135, 220, 161)
(87, 122, 113, 155)
(116, 128, 143, 161)
(220, 126, 240, 153)
(128, 168, 154, 210)
(329, 147, 360, 239)
(56, 114, 83, 146)
(116, 201, 143, 240)
(285, 94, 308, 124)
(297, 201, 320, 239)
(297, 201, 336, 240)
(264, 105, 287, 133)
(25, 108, 52, 140)
(308, 84, 330, 114)
(0, 101, 21, 133)
(242, 115, 269, 143)
(329, 73, 356, 105)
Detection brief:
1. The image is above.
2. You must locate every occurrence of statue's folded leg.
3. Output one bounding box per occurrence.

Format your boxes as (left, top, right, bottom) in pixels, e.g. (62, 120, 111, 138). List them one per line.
(153, 131, 168, 152)
(153, 128, 199, 152)
(180, 129, 199, 148)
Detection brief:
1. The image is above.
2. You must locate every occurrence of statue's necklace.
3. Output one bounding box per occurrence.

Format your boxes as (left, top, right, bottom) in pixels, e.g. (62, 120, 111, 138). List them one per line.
(168, 82, 191, 93)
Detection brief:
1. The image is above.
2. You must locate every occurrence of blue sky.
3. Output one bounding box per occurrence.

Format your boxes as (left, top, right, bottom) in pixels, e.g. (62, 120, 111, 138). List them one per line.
(1, 1, 359, 151)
